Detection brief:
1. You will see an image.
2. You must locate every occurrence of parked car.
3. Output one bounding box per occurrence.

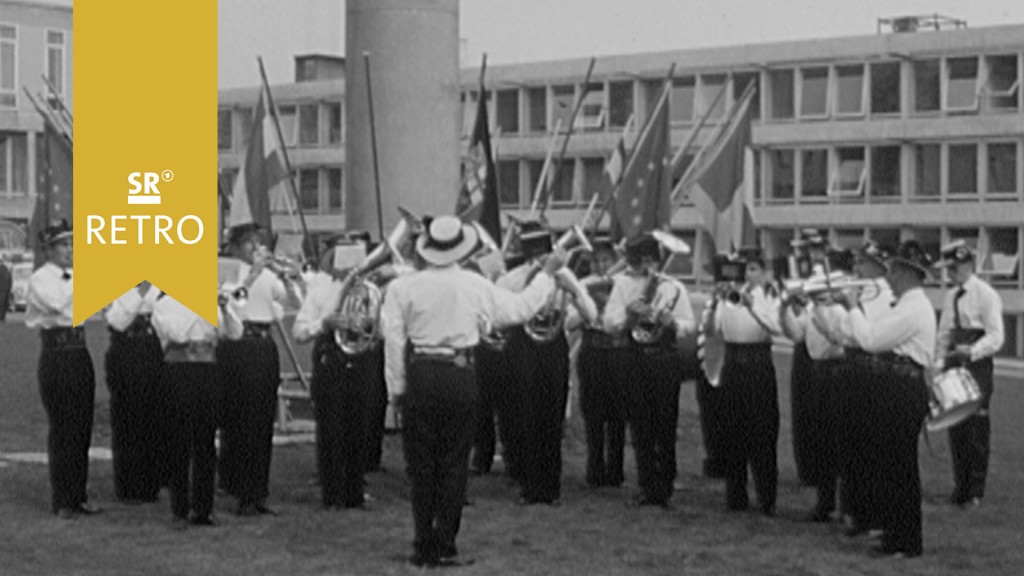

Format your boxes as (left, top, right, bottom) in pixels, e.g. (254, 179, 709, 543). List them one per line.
(10, 262, 33, 312)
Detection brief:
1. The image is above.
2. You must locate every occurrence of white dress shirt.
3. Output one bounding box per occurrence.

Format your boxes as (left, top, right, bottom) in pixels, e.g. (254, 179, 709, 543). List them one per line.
(292, 278, 345, 344)
(824, 278, 894, 348)
(847, 287, 936, 368)
(781, 302, 844, 360)
(150, 294, 243, 348)
(936, 274, 1004, 366)
(105, 286, 161, 332)
(233, 262, 290, 323)
(714, 285, 781, 343)
(602, 272, 696, 339)
(381, 264, 555, 400)
(25, 262, 73, 329)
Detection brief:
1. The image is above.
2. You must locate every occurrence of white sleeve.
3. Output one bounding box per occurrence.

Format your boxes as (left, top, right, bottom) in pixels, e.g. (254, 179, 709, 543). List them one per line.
(971, 285, 1004, 362)
(27, 271, 72, 316)
(601, 278, 629, 333)
(668, 282, 696, 339)
(489, 272, 556, 328)
(292, 285, 326, 344)
(380, 281, 408, 402)
(106, 290, 144, 332)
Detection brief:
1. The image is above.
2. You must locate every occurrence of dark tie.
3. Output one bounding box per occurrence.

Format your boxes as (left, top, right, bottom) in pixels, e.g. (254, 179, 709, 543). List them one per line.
(61, 269, 71, 281)
(953, 286, 967, 330)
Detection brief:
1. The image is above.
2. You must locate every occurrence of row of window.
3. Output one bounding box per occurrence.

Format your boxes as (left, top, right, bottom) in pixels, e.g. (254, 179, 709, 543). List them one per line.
(219, 166, 344, 215)
(465, 52, 1023, 137)
(0, 23, 66, 108)
(758, 140, 1022, 203)
(218, 100, 343, 152)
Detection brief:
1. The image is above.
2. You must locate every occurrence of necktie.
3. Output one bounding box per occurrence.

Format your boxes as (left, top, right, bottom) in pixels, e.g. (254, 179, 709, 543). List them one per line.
(61, 269, 71, 281)
(953, 286, 966, 330)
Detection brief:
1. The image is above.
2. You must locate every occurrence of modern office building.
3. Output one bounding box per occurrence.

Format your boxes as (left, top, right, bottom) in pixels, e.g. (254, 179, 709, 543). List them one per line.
(0, 0, 71, 257)
(217, 18, 1023, 359)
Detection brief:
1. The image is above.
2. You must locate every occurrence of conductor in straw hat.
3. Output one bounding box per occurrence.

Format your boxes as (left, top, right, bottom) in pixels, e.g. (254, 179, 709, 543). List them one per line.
(934, 240, 1003, 509)
(380, 215, 567, 568)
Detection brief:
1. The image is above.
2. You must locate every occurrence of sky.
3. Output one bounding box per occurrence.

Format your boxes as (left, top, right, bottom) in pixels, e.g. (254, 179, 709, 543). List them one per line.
(219, 0, 1024, 88)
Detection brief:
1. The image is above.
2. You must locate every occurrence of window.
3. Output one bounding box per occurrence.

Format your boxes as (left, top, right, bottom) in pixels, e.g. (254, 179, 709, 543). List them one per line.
(218, 110, 233, 151)
(46, 30, 65, 98)
(0, 24, 15, 107)
(988, 227, 1020, 284)
(948, 144, 978, 195)
(277, 105, 297, 146)
(326, 102, 342, 145)
(870, 61, 901, 114)
(551, 85, 575, 132)
(732, 72, 760, 120)
(461, 91, 476, 137)
(868, 227, 901, 249)
(987, 142, 1017, 194)
(985, 54, 1019, 110)
(769, 149, 794, 200)
(913, 59, 941, 112)
(527, 87, 547, 133)
(830, 147, 866, 196)
(327, 168, 343, 213)
(698, 75, 726, 121)
(0, 133, 28, 195)
(497, 159, 520, 207)
(799, 67, 829, 117)
(946, 57, 979, 111)
(496, 89, 519, 134)
(298, 103, 319, 146)
(870, 146, 900, 199)
(763, 229, 796, 264)
(835, 65, 865, 115)
(643, 79, 662, 121)
(914, 144, 941, 198)
(578, 83, 605, 130)
(581, 157, 605, 201)
(527, 159, 546, 203)
(769, 69, 795, 119)
(670, 77, 696, 123)
(800, 149, 828, 199)
(998, 314, 1019, 358)
(549, 159, 575, 203)
(299, 169, 319, 212)
(906, 227, 941, 276)
(835, 229, 865, 251)
(236, 107, 253, 149)
(609, 81, 634, 127)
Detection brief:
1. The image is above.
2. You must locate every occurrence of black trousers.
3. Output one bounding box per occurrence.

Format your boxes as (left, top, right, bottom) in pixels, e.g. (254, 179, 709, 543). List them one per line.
(507, 329, 569, 503)
(472, 344, 511, 474)
(165, 361, 219, 520)
(806, 359, 844, 513)
(311, 335, 372, 507)
(105, 330, 166, 501)
(696, 368, 727, 478)
(38, 344, 96, 512)
(217, 336, 280, 505)
(627, 346, 684, 503)
(949, 357, 994, 503)
(362, 345, 387, 474)
(837, 353, 881, 529)
(718, 343, 778, 512)
(872, 363, 929, 555)
(401, 357, 477, 561)
(578, 342, 628, 487)
(788, 342, 815, 486)
(490, 342, 526, 482)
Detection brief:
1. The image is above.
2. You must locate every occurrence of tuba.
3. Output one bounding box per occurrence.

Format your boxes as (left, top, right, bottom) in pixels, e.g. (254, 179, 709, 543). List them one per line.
(522, 225, 593, 342)
(628, 230, 690, 344)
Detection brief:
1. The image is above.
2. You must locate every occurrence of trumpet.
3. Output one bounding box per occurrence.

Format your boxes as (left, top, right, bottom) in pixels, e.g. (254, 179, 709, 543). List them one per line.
(714, 282, 751, 309)
(218, 286, 249, 308)
(782, 276, 880, 303)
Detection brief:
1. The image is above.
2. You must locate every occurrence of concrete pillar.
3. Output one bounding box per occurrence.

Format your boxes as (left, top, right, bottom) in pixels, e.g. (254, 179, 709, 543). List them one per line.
(345, 0, 461, 238)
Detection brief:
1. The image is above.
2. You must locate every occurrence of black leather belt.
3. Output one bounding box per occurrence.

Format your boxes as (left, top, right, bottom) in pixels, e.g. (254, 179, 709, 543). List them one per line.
(111, 314, 155, 338)
(164, 340, 216, 363)
(952, 328, 985, 346)
(875, 352, 925, 380)
(410, 346, 475, 368)
(242, 321, 273, 339)
(724, 341, 772, 362)
(40, 326, 86, 349)
(582, 329, 628, 349)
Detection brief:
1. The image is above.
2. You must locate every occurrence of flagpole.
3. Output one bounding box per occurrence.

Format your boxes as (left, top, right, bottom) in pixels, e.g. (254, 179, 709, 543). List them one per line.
(257, 57, 317, 262)
(589, 113, 635, 235)
(538, 57, 597, 219)
(362, 52, 387, 243)
(668, 82, 727, 175)
(40, 74, 74, 132)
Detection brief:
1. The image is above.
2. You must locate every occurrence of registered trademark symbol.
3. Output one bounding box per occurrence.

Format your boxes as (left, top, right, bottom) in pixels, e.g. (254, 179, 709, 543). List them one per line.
(161, 170, 174, 182)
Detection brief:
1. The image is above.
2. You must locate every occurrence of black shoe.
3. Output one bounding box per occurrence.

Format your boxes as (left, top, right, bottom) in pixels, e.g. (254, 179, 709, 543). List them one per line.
(870, 544, 920, 558)
(805, 508, 831, 523)
(190, 514, 217, 526)
(630, 494, 667, 508)
(844, 523, 869, 537)
(407, 554, 436, 568)
(254, 503, 278, 516)
(436, 555, 475, 568)
(74, 503, 102, 516)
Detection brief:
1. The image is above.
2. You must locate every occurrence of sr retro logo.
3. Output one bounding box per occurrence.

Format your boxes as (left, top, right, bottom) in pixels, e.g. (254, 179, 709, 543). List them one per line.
(86, 170, 205, 245)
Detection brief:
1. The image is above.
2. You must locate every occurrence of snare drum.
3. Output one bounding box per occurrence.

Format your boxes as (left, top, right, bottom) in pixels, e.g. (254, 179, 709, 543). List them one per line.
(926, 367, 983, 432)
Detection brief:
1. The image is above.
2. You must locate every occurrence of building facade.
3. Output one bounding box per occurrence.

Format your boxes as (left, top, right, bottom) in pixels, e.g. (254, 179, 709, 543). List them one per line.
(0, 0, 72, 256)
(221, 22, 1023, 360)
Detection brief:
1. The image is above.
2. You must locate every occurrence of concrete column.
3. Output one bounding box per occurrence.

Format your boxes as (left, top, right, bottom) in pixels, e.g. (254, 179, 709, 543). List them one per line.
(345, 0, 461, 238)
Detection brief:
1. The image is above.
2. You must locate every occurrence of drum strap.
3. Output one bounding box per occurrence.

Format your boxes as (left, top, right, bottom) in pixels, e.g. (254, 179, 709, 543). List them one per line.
(953, 287, 966, 330)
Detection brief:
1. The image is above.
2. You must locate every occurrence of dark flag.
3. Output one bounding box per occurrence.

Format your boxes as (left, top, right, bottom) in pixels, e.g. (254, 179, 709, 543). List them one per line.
(29, 121, 73, 266)
(456, 90, 501, 243)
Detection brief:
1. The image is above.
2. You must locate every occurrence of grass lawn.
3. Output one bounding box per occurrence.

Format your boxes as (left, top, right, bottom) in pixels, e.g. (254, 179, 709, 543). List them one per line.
(1, 317, 1022, 576)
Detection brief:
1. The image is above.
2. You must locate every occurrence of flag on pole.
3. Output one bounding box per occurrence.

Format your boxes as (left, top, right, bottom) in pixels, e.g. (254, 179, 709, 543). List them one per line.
(227, 83, 288, 233)
(456, 90, 500, 242)
(609, 83, 671, 241)
(689, 87, 756, 253)
(29, 120, 73, 265)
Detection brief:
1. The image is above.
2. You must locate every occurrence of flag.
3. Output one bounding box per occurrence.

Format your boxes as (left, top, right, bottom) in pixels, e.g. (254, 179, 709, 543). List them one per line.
(609, 82, 671, 241)
(29, 120, 73, 265)
(227, 83, 288, 233)
(456, 89, 501, 242)
(689, 87, 756, 253)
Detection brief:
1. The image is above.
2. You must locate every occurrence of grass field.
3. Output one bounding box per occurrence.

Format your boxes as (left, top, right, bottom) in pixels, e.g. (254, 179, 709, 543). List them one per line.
(1, 317, 1023, 576)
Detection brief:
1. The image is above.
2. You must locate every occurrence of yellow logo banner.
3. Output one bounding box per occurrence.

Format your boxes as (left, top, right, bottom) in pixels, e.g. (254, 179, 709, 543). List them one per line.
(74, 1, 217, 325)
